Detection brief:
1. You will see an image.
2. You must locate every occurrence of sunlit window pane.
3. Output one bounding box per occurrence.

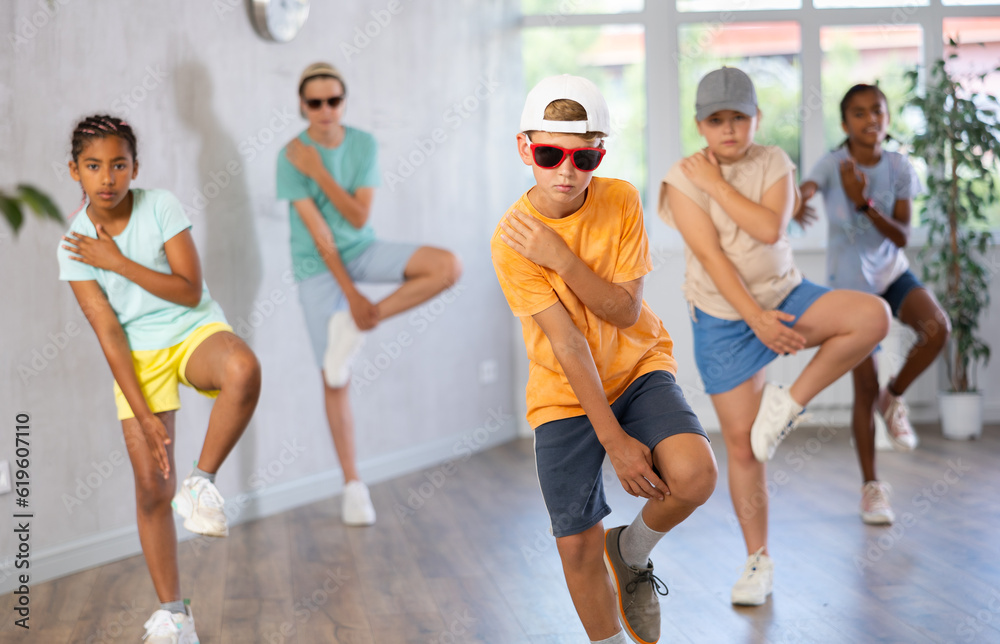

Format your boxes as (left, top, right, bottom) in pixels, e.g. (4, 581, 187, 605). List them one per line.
(815, 0, 927, 8)
(677, 0, 800, 12)
(521, 0, 642, 15)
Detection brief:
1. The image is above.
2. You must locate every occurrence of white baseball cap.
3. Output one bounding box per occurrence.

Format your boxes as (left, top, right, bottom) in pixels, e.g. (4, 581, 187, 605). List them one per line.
(519, 75, 610, 135)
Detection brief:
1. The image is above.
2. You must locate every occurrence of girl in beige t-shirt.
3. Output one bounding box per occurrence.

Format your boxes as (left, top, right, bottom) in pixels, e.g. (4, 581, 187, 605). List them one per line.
(659, 67, 890, 607)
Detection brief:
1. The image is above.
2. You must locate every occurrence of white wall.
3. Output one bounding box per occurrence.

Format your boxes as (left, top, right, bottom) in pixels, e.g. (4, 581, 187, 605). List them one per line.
(0, 0, 523, 592)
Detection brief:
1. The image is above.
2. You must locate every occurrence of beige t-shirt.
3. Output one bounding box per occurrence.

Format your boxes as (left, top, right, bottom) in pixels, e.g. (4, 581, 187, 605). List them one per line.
(658, 144, 802, 321)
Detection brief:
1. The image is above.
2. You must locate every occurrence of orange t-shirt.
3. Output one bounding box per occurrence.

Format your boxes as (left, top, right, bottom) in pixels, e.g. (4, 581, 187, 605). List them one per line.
(491, 177, 678, 429)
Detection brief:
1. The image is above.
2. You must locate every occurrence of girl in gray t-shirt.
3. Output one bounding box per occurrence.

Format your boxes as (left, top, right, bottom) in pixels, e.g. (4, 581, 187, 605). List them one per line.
(798, 83, 950, 526)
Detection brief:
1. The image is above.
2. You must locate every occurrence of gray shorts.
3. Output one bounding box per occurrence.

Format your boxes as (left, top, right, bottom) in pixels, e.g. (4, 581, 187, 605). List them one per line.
(533, 371, 708, 538)
(297, 240, 419, 367)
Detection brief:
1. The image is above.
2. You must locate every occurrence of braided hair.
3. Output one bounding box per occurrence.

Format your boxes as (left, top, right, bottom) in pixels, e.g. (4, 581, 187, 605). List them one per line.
(68, 115, 138, 217)
(71, 114, 138, 162)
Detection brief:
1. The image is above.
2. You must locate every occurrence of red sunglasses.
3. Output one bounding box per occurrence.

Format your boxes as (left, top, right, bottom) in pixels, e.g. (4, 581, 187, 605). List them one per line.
(528, 140, 606, 172)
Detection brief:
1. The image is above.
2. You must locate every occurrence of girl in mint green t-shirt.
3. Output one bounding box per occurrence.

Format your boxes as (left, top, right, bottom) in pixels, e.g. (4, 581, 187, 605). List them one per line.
(57, 115, 260, 643)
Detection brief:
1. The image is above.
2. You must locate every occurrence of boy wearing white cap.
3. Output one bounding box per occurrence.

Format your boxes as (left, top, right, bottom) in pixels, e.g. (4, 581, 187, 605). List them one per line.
(491, 75, 718, 644)
(659, 67, 889, 605)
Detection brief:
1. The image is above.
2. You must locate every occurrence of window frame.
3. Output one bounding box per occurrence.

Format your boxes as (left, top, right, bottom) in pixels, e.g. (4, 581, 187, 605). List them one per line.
(520, 1, 999, 249)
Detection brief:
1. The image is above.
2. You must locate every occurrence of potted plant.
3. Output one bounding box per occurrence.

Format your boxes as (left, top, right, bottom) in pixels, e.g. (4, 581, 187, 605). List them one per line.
(905, 45, 1000, 439)
(0, 184, 63, 236)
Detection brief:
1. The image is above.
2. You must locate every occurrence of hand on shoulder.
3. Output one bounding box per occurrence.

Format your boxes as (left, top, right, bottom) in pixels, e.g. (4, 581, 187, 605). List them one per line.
(680, 148, 724, 194)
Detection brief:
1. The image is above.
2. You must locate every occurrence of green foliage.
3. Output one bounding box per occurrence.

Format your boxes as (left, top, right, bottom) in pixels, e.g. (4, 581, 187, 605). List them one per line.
(0, 185, 63, 236)
(906, 50, 1000, 392)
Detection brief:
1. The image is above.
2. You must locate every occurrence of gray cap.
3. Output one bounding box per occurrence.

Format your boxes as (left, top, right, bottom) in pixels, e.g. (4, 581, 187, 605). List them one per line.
(695, 67, 757, 121)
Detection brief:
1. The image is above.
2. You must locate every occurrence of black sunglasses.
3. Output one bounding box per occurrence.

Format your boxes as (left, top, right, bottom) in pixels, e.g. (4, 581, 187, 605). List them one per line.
(529, 141, 606, 172)
(304, 95, 345, 110)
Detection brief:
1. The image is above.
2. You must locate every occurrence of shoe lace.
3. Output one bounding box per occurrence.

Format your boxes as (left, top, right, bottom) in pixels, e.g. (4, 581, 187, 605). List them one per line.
(774, 410, 812, 443)
(626, 567, 669, 597)
(863, 481, 892, 511)
(143, 610, 178, 638)
(192, 478, 223, 510)
(738, 547, 768, 580)
(888, 401, 912, 435)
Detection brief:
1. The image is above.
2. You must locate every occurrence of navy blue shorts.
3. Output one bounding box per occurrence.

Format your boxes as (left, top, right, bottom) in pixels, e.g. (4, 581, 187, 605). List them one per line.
(691, 279, 830, 394)
(533, 371, 708, 538)
(879, 269, 923, 318)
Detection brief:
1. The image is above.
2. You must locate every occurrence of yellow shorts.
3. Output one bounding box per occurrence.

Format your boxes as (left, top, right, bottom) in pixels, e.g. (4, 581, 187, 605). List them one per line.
(114, 322, 234, 420)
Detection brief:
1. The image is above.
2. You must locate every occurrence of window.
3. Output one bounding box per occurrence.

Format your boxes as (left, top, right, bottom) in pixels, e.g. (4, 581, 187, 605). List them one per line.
(677, 22, 802, 168)
(520, 0, 642, 16)
(521, 24, 648, 198)
(677, 0, 800, 11)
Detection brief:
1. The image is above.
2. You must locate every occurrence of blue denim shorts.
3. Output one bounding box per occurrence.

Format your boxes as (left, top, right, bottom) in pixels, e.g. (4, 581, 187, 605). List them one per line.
(533, 371, 708, 538)
(691, 279, 830, 395)
(297, 240, 419, 367)
(880, 269, 923, 318)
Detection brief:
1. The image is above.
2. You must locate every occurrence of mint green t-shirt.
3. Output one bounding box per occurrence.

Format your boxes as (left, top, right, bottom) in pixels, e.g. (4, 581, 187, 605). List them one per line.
(56, 188, 228, 351)
(276, 126, 381, 282)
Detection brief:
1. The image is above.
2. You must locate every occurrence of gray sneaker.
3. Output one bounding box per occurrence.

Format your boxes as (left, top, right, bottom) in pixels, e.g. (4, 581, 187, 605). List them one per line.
(603, 526, 668, 644)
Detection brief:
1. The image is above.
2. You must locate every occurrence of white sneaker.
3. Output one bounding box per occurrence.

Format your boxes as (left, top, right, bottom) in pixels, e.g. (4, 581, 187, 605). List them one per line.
(324, 311, 366, 388)
(861, 481, 896, 525)
(879, 392, 919, 451)
(342, 480, 376, 526)
(750, 383, 806, 462)
(172, 476, 228, 537)
(143, 605, 199, 644)
(731, 548, 773, 606)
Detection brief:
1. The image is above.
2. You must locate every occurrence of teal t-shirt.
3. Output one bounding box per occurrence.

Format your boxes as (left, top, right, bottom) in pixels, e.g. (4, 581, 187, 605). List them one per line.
(56, 188, 228, 351)
(276, 126, 381, 282)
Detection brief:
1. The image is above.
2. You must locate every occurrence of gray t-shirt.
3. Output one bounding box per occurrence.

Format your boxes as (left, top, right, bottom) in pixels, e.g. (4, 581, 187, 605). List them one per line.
(807, 147, 922, 294)
(659, 144, 802, 320)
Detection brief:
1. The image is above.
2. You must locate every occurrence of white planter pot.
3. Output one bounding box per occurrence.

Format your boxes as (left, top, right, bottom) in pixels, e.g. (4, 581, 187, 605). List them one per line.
(938, 392, 983, 440)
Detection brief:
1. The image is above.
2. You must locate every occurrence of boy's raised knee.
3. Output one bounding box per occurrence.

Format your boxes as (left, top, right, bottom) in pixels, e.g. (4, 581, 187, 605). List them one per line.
(666, 459, 718, 508)
(438, 251, 462, 288)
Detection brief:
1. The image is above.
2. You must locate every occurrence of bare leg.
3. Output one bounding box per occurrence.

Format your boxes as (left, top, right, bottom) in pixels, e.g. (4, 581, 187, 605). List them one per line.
(182, 332, 261, 473)
(557, 522, 622, 641)
(888, 287, 950, 395)
(851, 354, 880, 483)
(375, 247, 462, 321)
(713, 372, 770, 555)
(322, 377, 360, 482)
(642, 433, 717, 531)
(788, 290, 890, 406)
(123, 411, 180, 603)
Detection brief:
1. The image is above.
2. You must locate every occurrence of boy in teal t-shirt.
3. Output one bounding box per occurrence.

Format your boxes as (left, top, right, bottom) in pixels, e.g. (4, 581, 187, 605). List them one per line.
(276, 62, 462, 527)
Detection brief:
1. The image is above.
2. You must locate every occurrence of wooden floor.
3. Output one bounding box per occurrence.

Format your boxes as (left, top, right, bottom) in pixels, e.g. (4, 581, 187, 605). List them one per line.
(2, 423, 999, 644)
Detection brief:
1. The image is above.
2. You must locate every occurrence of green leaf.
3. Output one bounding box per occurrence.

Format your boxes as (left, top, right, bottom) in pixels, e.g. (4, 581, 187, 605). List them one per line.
(16, 184, 63, 223)
(0, 194, 24, 234)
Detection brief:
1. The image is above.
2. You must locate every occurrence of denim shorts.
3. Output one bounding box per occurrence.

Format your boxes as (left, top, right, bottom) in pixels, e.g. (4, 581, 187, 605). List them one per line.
(691, 279, 830, 395)
(880, 269, 923, 318)
(533, 371, 708, 538)
(297, 240, 419, 367)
